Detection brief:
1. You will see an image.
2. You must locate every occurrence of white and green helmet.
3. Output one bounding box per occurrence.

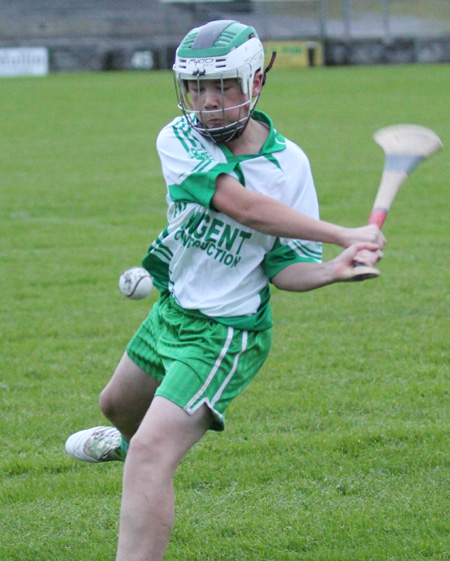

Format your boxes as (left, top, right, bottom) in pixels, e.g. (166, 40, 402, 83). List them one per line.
(173, 20, 269, 143)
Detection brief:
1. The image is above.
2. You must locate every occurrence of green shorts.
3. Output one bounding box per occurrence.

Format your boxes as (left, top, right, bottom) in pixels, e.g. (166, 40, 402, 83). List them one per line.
(126, 294, 272, 431)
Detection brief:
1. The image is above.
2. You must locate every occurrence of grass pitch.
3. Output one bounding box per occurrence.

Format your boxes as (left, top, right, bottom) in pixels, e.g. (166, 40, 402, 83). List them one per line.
(1, 63, 449, 561)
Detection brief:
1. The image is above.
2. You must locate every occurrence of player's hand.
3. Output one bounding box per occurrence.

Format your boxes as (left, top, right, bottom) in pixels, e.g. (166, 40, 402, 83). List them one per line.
(332, 243, 383, 282)
(344, 224, 386, 249)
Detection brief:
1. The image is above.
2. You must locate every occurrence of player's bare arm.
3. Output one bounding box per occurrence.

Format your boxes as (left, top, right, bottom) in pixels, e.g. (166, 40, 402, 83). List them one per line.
(271, 243, 383, 292)
(212, 173, 386, 249)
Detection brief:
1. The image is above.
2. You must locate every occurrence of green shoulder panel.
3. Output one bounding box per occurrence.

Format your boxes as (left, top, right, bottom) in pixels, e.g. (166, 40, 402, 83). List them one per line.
(168, 161, 240, 208)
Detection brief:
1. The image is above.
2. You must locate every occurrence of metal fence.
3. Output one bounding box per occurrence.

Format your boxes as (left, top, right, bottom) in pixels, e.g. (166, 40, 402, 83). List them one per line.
(0, 0, 448, 74)
(245, 0, 450, 42)
(0, 0, 448, 47)
(319, 0, 450, 40)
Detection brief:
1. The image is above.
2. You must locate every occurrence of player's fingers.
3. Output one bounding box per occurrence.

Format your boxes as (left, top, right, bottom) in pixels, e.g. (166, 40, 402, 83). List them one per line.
(354, 248, 383, 266)
(351, 242, 381, 254)
(367, 224, 386, 247)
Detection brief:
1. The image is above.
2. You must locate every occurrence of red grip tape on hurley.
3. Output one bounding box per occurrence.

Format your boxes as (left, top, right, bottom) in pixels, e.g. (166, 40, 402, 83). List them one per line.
(368, 209, 387, 229)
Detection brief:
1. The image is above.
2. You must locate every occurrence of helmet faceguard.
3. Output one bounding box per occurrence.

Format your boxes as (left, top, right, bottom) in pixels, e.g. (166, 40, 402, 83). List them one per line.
(173, 20, 267, 143)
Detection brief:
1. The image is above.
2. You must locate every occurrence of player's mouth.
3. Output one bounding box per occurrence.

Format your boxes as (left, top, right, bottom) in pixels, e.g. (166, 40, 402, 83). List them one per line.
(205, 119, 225, 128)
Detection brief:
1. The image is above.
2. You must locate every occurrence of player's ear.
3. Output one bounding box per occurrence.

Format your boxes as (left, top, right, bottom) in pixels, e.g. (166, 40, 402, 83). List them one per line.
(252, 71, 264, 97)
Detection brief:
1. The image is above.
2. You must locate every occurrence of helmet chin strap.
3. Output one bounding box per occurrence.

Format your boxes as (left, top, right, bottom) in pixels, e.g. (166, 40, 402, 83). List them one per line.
(262, 51, 277, 85)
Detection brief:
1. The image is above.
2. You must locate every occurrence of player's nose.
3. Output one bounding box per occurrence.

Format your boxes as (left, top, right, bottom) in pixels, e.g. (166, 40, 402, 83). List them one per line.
(202, 87, 221, 110)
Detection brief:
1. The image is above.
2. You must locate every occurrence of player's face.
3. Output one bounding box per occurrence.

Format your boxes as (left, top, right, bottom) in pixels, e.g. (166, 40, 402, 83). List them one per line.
(185, 78, 250, 130)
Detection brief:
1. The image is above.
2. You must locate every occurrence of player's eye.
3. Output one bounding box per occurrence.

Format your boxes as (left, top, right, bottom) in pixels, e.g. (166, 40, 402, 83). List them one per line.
(189, 83, 203, 94)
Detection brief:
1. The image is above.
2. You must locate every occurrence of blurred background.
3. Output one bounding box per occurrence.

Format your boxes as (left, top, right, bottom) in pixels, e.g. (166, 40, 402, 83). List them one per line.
(0, 0, 449, 76)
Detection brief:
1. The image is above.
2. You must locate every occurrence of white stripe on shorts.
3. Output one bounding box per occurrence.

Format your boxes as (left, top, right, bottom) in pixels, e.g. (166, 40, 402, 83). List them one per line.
(211, 330, 248, 408)
(185, 327, 248, 413)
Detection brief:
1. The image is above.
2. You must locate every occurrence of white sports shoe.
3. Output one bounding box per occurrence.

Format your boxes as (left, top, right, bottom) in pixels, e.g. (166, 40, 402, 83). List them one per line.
(65, 426, 126, 463)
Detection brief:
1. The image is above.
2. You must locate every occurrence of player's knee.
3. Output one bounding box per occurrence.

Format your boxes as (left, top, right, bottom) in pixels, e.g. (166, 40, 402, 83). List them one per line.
(99, 384, 122, 422)
(128, 431, 177, 474)
(128, 430, 163, 461)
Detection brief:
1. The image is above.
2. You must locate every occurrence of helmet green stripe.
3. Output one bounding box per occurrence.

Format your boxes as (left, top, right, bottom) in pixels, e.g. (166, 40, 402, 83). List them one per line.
(177, 20, 259, 58)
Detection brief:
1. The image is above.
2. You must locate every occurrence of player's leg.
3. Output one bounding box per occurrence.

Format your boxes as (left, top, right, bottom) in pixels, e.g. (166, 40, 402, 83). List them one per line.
(114, 318, 272, 559)
(99, 351, 160, 441)
(116, 396, 212, 561)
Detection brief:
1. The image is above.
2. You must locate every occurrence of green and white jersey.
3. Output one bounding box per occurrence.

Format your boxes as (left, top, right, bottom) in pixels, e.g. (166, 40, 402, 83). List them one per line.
(143, 110, 322, 331)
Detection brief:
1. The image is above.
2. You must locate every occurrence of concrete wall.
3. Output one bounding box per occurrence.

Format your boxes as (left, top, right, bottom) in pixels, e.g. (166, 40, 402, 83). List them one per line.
(0, 0, 449, 73)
